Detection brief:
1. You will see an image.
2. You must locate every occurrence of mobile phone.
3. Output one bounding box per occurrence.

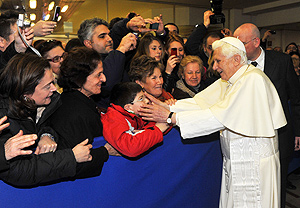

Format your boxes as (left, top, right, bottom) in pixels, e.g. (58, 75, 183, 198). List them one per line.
(150, 23, 159, 30)
(270, 30, 276, 34)
(171, 48, 177, 56)
(53, 6, 61, 22)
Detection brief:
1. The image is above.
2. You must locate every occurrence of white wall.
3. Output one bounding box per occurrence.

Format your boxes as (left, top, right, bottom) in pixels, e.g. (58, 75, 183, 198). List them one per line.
(62, 0, 300, 48)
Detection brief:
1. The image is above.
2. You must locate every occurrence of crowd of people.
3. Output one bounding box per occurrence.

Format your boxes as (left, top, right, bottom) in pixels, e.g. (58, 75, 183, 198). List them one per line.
(0, 8, 300, 208)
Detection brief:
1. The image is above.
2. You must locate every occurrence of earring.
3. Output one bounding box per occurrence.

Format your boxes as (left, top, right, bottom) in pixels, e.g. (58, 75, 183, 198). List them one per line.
(23, 96, 28, 101)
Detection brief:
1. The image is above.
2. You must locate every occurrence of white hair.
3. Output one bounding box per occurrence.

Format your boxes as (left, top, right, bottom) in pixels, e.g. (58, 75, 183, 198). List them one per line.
(212, 41, 247, 65)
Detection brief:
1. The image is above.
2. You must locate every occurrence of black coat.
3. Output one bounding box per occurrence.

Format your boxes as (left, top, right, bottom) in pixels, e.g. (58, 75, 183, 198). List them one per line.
(92, 50, 129, 108)
(0, 41, 18, 71)
(49, 90, 109, 179)
(0, 92, 76, 187)
(264, 50, 300, 158)
(185, 23, 209, 68)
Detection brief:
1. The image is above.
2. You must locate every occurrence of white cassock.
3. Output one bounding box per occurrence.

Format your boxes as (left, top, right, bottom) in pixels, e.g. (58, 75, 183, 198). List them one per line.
(170, 64, 287, 208)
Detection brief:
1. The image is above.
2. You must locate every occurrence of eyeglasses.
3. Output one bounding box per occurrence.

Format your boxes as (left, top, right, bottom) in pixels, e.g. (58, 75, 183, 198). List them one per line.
(131, 95, 146, 104)
(47, 52, 67, 63)
(242, 38, 256, 45)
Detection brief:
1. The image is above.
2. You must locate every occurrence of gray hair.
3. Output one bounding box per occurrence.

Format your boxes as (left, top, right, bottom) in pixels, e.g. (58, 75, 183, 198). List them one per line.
(212, 41, 247, 65)
(78, 18, 109, 44)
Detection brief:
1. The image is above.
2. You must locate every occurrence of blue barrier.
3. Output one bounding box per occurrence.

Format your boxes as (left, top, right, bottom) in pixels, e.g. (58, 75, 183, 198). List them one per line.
(0, 128, 222, 208)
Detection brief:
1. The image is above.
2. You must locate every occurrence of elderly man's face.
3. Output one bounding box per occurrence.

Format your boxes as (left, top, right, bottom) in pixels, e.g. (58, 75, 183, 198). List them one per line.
(213, 48, 238, 81)
(88, 25, 113, 54)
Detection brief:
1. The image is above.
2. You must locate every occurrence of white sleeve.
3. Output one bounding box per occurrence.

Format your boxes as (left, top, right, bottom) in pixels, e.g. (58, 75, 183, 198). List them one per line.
(170, 98, 202, 113)
(176, 108, 224, 139)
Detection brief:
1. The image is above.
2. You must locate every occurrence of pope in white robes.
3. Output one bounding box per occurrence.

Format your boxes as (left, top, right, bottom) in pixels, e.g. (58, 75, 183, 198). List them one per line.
(139, 37, 287, 208)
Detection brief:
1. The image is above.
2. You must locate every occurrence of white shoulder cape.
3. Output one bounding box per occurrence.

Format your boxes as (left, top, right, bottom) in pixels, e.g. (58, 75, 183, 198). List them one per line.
(175, 65, 287, 138)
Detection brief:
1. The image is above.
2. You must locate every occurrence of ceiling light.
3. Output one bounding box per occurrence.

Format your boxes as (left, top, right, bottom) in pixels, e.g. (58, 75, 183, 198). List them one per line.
(31, 22, 35, 27)
(45, 14, 50, 21)
(30, 13, 36, 21)
(57, 16, 62, 21)
(48, 1, 55, 11)
(61, 5, 68, 12)
(29, 0, 37, 9)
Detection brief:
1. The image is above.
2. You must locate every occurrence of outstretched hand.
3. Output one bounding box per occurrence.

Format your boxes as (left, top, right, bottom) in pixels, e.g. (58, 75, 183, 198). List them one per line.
(5, 130, 37, 160)
(14, 27, 34, 53)
(117, 33, 137, 53)
(0, 116, 10, 133)
(138, 92, 170, 123)
(33, 20, 57, 37)
(204, 10, 214, 28)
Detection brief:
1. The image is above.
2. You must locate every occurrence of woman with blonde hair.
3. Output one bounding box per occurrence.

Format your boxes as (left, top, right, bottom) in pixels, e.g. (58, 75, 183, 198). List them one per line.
(172, 55, 207, 99)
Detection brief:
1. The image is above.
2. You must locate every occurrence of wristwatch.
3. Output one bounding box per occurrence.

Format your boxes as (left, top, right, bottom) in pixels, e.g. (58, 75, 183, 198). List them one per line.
(166, 112, 174, 125)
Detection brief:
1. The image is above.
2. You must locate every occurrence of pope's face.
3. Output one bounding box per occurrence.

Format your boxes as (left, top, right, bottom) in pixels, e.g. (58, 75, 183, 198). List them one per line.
(212, 48, 237, 81)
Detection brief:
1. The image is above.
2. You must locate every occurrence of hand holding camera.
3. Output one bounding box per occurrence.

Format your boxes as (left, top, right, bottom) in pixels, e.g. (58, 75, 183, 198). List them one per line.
(17, 14, 31, 29)
(153, 14, 164, 34)
(14, 26, 34, 53)
(262, 30, 276, 43)
(127, 15, 160, 33)
(204, 10, 214, 28)
(166, 49, 180, 74)
(127, 16, 147, 32)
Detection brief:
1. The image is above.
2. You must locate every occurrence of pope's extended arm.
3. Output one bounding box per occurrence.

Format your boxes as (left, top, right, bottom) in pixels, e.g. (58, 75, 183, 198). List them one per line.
(139, 92, 224, 139)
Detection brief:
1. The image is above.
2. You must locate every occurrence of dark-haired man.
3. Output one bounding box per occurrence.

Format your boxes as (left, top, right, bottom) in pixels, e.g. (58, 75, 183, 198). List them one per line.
(78, 18, 137, 108)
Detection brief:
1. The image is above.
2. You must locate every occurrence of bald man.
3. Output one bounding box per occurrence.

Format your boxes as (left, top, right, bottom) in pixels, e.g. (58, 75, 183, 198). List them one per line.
(234, 23, 300, 207)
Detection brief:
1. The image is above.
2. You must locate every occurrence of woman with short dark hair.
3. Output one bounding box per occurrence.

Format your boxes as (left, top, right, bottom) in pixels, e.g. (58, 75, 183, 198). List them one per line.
(129, 55, 173, 102)
(35, 39, 66, 76)
(50, 47, 118, 179)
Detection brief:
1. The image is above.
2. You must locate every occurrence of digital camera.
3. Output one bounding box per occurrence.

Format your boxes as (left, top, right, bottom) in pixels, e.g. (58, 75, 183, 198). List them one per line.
(209, 0, 225, 24)
(17, 14, 31, 28)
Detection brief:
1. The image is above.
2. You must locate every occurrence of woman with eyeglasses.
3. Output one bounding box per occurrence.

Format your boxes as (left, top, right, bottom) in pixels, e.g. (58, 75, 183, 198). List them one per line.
(35, 40, 66, 93)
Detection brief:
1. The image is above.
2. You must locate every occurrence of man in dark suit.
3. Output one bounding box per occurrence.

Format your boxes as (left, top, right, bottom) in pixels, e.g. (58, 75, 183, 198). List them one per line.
(234, 23, 300, 208)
